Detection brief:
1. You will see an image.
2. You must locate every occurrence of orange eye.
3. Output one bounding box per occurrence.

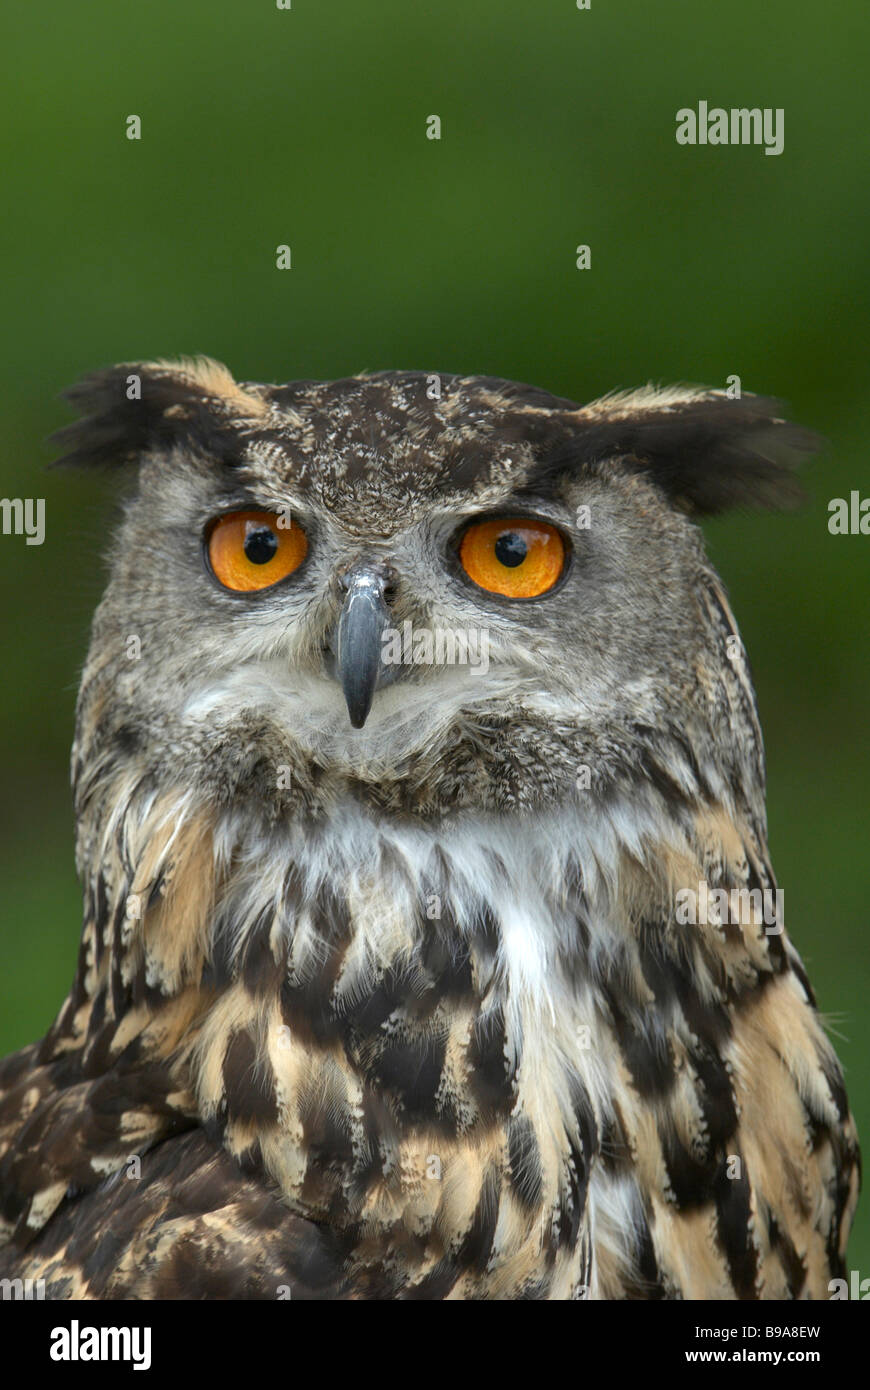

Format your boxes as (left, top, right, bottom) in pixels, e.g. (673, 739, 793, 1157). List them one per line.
(207, 510, 308, 592)
(458, 517, 566, 597)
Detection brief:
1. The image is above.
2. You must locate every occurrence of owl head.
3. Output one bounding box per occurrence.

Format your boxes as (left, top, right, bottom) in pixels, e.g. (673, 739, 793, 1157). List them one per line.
(54, 358, 817, 829)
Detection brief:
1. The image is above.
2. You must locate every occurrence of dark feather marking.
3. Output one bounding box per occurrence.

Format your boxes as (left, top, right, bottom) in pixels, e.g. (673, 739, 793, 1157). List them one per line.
(298, 1091, 356, 1173)
(643, 752, 699, 815)
(661, 1125, 718, 1210)
(691, 1044, 739, 1151)
(280, 886, 352, 1047)
(767, 1212, 807, 1298)
(368, 1030, 447, 1123)
(222, 1029, 279, 1126)
(713, 1153, 758, 1299)
(342, 962, 416, 1035)
(239, 916, 287, 999)
(555, 1138, 587, 1251)
(816, 1045, 850, 1125)
(633, 1214, 666, 1299)
(402, 1166, 500, 1298)
(506, 1114, 544, 1210)
(637, 929, 733, 1050)
(456, 1164, 500, 1271)
(788, 954, 817, 1008)
(601, 978, 676, 1101)
(467, 1005, 514, 1116)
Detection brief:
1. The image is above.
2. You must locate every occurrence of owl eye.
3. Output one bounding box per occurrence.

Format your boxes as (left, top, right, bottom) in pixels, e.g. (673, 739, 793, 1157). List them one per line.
(206, 509, 308, 592)
(458, 517, 566, 597)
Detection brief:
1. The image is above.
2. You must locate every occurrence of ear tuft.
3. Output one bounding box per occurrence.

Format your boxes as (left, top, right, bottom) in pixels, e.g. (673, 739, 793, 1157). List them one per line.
(50, 357, 267, 469)
(535, 387, 822, 515)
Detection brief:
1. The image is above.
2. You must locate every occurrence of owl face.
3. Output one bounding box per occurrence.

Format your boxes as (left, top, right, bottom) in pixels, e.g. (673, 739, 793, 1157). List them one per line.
(58, 359, 815, 819)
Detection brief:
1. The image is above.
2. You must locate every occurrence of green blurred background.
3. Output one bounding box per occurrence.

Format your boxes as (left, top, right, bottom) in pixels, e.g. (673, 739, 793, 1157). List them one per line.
(1, 1, 867, 1274)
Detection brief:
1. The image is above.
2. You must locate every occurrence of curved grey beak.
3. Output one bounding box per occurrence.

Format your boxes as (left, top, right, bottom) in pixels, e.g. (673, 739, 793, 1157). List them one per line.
(334, 565, 395, 729)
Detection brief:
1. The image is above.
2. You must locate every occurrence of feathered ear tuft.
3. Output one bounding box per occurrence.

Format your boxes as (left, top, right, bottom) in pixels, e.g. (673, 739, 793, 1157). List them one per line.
(532, 387, 823, 515)
(49, 357, 268, 469)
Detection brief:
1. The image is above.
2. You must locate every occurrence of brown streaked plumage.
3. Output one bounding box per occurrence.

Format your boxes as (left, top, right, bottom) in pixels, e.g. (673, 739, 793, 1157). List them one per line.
(0, 358, 859, 1299)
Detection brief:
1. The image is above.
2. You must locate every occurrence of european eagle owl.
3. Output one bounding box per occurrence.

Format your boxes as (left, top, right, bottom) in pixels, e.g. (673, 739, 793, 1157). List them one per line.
(0, 359, 859, 1299)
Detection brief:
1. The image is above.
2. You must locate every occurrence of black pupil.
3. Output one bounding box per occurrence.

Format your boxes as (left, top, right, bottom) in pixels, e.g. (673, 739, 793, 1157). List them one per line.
(244, 525, 278, 565)
(494, 531, 527, 568)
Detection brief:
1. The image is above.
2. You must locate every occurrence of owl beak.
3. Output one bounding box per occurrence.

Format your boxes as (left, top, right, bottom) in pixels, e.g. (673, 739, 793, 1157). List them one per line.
(334, 565, 395, 729)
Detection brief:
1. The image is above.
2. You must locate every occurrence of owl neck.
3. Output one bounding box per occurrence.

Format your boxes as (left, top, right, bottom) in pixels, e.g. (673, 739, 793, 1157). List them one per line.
(49, 781, 771, 1297)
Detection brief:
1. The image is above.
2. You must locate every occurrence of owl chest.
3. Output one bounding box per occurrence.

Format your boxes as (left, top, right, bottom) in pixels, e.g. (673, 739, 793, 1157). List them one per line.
(213, 838, 615, 1295)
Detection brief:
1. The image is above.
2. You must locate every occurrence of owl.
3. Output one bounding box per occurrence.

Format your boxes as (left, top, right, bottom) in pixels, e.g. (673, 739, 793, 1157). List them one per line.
(0, 358, 859, 1300)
